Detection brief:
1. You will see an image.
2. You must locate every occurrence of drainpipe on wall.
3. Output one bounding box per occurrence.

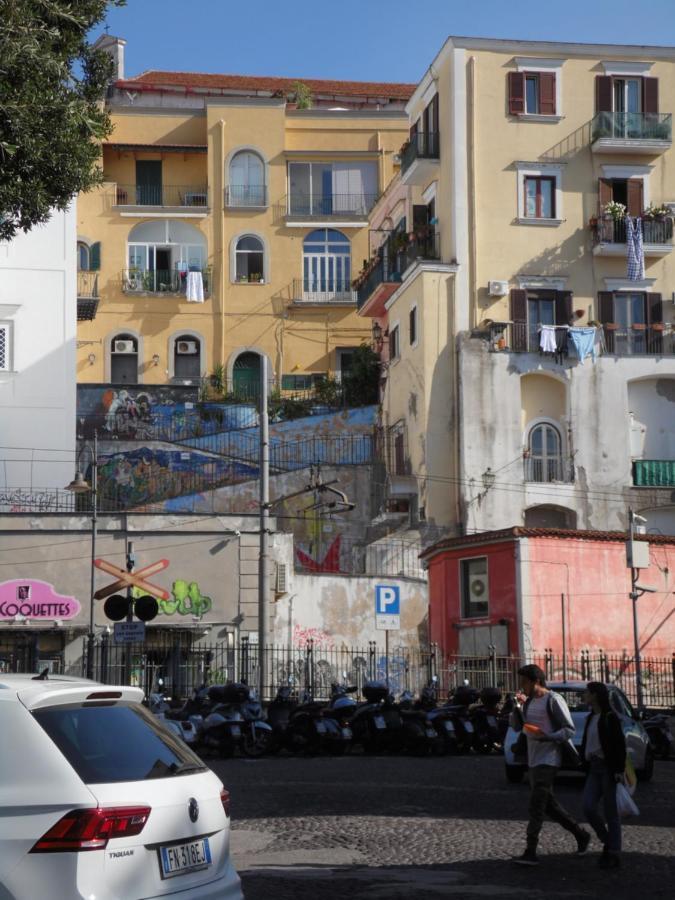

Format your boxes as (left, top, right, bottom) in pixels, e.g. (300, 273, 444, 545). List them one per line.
(467, 55, 478, 331)
(219, 119, 226, 374)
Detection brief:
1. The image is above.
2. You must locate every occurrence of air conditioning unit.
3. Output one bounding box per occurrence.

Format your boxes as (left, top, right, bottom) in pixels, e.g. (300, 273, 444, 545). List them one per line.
(113, 340, 135, 354)
(393, 153, 402, 165)
(488, 280, 509, 297)
(468, 572, 489, 605)
(275, 563, 288, 595)
(177, 341, 198, 355)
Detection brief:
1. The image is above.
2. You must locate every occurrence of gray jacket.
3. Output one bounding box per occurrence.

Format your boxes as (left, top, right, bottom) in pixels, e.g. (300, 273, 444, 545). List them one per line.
(510, 691, 576, 768)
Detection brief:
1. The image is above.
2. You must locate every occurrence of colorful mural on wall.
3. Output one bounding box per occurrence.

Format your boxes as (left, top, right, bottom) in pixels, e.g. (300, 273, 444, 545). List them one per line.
(78, 384, 199, 440)
(131, 579, 213, 617)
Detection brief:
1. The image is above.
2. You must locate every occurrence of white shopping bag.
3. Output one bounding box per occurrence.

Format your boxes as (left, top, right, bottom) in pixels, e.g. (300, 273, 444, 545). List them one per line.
(616, 782, 639, 817)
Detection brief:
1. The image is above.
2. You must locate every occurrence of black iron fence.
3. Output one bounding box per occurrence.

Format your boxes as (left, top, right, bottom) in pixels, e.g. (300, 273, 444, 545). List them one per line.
(79, 638, 675, 709)
(594, 215, 674, 246)
(114, 184, 209, 207)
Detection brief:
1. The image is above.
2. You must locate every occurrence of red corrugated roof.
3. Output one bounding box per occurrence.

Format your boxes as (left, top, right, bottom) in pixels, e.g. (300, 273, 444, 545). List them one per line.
(116, 70, 416, 100)
(420, 526, 675, 559)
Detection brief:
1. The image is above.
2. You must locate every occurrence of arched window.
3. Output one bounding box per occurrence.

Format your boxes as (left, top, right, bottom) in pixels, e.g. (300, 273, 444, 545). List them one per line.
(228, 151, 266, 207)
(234, 235, 265, 283)
(524, 505, 576, 529)
(527, 422, 563, 482)
(77, 241, 90, 271)
(173, 334, 201, 380)
(110, 333, 139, 385)
(302, 229, 352, 302)
(126, 220, 207, 294)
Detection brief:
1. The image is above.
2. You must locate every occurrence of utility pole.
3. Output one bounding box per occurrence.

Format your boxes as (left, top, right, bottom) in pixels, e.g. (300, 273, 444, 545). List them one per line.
(258, 356, 270, 701)
(124, 540, 134, 686)
(86, 431, 98, 680)
(627, 509, 645, 712)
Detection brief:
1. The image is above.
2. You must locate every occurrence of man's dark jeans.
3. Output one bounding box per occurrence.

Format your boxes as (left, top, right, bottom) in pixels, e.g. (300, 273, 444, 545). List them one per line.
(527, 765, 581, 845)
(583, 759, 621, 853)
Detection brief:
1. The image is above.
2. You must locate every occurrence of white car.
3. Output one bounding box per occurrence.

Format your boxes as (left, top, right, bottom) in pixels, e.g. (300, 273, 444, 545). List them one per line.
(0, 674, 243, 900)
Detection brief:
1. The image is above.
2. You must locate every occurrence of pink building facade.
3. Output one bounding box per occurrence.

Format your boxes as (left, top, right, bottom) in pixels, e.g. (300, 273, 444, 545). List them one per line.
(422, 528, 675, 660)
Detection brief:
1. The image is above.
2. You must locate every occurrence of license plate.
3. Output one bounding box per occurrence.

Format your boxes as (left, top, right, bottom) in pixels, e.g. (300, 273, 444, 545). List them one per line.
(160, 838, 211, 879)
(374, 716, 386, 730)
(229, 725, 241, 737)
(463, 721, 474, 733)
(444, 720, 455, 732)
(315, 720, 327, 733)
(342, 727, 352, 739)
(426, 728, 437, 738)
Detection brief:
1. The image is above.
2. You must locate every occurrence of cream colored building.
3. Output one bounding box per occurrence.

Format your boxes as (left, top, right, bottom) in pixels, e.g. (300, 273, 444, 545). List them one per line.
(358, 36, 675, 537)
(77, 36, 412, 393)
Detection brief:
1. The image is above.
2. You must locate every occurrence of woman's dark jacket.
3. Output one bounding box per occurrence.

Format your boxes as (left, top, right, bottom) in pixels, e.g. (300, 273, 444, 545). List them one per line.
(580, 710, 627, 775)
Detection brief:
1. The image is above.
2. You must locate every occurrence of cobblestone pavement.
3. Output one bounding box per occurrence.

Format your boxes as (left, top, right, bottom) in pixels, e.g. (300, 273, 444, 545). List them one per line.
(210, 753, 675, 900)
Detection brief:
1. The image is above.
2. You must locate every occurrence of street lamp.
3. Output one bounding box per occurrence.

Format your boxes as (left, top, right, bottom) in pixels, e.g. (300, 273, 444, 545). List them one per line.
(65, 431, 98, 680)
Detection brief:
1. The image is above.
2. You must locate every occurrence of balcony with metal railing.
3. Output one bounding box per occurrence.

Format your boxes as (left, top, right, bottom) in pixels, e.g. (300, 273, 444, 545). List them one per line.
(122, 268, 211, 298)
(591, 112, 672, 154)
(278, 193, 379, 224)
(224, 185, 268, 208)
(487, 321, 675, 358)
(633, 459, 675, 487)
(355, 232, 441, 308)
(593, 215, 673, 256)
(400, 132, 440, 184)
(291, 277, 357, 305)
(523, 456, 574, 484)
(77, 271, 99, 320)
(113, 184, 209, 211)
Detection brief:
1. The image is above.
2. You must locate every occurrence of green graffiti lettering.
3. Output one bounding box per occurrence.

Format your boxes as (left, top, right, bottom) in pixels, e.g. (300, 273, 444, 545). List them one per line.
(158, 579, 212, 617)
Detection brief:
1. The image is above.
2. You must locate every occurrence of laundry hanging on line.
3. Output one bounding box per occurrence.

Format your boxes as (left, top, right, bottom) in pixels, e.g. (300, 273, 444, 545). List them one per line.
(568, 327, 599, 364)
(626, 217, 645, 281)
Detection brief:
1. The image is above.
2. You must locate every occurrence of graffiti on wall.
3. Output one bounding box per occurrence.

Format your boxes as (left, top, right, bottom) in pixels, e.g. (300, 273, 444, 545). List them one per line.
(0, 489, 65, 513)
(97, 447, 256, 509)
(292, 624, 335, 650)
(132, 580, 213, 617)
(295, 535, 343, 573)
(77, 384, 199, 439)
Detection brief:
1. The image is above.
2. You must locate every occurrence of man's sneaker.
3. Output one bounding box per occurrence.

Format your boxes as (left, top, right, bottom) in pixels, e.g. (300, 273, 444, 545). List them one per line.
(512, 849, 539, 866)
(576, 829, 591, 855)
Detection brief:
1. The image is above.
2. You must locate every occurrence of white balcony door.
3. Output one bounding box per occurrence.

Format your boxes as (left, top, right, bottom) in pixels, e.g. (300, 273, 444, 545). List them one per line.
(303, 229, 351, 301)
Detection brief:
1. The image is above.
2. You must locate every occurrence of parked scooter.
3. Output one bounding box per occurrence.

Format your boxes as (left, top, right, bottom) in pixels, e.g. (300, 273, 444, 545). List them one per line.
(239, 685, 273, 757)
(349, 681, 394, 753)
(285, 688, 345, 754)
(266, 684, 298, 754)
(643, 710, 674, 760)
(416, 677, 458, 753)
(321, 682, 357, 753)
(147, 681, 201, 747)
(442, 683, 480, 753)
(469, 687, 503, 754)
(397, 689, 441, 754)
(200, 683, 250, 757)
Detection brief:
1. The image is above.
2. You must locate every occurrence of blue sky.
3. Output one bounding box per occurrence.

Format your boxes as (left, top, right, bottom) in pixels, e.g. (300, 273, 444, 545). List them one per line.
(99, 0, 675, 84)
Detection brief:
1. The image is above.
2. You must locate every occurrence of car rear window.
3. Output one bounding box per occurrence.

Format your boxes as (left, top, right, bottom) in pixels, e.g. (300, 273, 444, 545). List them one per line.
(553, 690, 589, 713)
(33, 703, 206, 784)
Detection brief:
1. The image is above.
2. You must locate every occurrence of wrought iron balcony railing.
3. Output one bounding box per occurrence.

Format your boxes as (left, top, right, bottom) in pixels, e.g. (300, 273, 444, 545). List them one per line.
(487, 322, 675, 357)
(122, 268, 211, 297)
(225, 185, 268, 207)
(400, 132, 440, 174)
(593, 216, 673, 245)
(524, 456, 574, 484)
(114, 185, 209, 208)
(591, 112, 672, 143)
(355, 232, 440, 306)
(77, 270, 98, 298)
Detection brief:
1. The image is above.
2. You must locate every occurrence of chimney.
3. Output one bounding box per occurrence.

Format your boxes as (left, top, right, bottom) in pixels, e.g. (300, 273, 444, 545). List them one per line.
(92, 33, 126, 82)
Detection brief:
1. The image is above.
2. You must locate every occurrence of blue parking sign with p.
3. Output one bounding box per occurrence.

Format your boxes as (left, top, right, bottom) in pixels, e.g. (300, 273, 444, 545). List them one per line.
(375, 585, 400, 615)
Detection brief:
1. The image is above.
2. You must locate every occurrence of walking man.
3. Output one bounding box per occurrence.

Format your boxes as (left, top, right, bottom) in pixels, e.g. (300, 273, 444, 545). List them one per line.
(511, 664, 591, 866)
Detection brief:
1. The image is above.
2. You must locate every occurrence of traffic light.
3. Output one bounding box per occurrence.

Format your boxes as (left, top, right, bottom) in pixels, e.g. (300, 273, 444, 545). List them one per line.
(103, 594, 128, 621)
(135, 595, 159, 622)
(103, 593, 158, 622)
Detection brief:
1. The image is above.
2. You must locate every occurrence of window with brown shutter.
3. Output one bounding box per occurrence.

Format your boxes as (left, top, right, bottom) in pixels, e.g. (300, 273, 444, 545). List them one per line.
(626, 179, 644, 217)
(597, 291, 615, 353)
(642, 78, 659, 115)
(555, 291, 573, 326)
(646, 292, 663, 353)
(508, 72, 525, 115)
(595, 76, 613, 114)
(539, 73, 556, 115)
(598, 178, 613, 210)
(510, 288, 528, 351)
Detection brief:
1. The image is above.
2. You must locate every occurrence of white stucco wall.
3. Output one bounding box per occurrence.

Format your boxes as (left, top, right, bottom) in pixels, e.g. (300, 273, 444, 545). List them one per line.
(0, 208, 77, 491)
(459, 336, 675, 533)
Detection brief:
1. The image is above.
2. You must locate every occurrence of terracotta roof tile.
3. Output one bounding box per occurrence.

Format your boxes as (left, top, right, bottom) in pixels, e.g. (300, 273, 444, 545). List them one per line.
(116, 70, 416, 100)
(420, 526, 675, 559)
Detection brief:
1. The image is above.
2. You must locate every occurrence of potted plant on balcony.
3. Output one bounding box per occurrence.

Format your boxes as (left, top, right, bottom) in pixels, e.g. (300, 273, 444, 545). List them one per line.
(250, 273, 263, 284)
(602, 200, 626, 221)
(651, 322, 665, 332)
(642, 203, 670, 221)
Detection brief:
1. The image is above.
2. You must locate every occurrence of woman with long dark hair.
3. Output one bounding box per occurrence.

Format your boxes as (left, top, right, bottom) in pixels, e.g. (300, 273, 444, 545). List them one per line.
(581, 682, 627, 869)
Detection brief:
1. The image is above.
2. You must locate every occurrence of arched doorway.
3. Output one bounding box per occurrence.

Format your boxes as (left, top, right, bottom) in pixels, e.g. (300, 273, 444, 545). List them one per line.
(173, 334, 201, 380)
(232, 352, 261, 401)
(110, 333, 139, 384)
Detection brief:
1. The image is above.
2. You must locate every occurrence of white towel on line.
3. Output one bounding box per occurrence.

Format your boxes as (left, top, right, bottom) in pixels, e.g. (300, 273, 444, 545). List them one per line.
(186, 271, 204, 303)
(539, 325, 557, 353)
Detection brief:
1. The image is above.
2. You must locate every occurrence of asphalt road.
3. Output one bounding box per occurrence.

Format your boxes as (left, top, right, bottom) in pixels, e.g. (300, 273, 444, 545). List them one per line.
(210, 753, 675, 900)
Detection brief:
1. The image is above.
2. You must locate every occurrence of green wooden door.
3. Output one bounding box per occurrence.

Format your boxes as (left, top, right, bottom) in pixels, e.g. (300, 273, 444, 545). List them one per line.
(232, 352, 261, 401)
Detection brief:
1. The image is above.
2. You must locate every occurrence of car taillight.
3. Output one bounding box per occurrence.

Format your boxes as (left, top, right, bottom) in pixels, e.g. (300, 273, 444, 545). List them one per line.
(220, 789, 231, 818)
(30, 806, 151, 853)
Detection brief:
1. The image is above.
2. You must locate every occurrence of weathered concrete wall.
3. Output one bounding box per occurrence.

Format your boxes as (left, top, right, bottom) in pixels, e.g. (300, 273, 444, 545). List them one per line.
(459, 336, 675, 534)
(271, 572, 428, 650)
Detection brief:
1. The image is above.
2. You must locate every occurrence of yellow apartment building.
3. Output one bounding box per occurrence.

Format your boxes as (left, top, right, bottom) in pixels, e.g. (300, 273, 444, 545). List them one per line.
(76, 35, 412, 394)
(357, 36, 675, 537)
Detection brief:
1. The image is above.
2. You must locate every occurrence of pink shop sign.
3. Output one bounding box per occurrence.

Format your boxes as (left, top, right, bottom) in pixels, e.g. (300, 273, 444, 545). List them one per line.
(0, 580, 82, 620)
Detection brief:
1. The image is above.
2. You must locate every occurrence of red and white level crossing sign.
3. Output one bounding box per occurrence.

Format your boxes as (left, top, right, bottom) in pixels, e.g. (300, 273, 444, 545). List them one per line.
(93, 558, 170, 601)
